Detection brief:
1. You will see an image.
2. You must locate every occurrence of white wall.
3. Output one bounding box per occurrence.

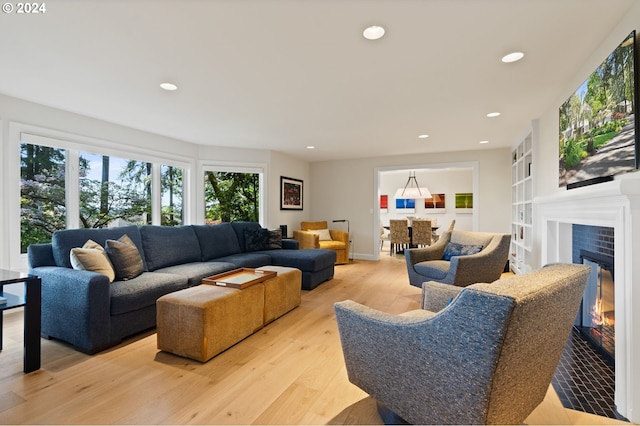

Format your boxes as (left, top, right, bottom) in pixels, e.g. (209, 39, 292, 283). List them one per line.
(378, 168, 474, 231)
(310, 148, 511, 260)
(267, 150, 311, 237)
(534, 3, 640, 249)
(536, 3, 640, 198)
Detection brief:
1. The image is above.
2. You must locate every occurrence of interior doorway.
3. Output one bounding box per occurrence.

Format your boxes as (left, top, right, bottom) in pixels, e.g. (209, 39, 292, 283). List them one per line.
(374, 162, 478, 259)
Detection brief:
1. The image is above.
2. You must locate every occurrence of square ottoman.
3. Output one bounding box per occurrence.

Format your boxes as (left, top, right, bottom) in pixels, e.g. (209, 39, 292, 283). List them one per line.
(157, 283, 264, 362)
(256, 266, 302, 324)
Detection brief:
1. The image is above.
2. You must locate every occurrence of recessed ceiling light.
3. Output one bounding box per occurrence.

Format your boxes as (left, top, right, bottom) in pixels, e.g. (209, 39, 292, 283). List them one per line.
(306, 146, 315, 149)
(363, 25, 385, 40)
(501, 52, 524, 63)
(418, 134, 430, 139)
(486, 112, 501, 118)
(480, 140, 489, 144)
(160, 82, 178, 91)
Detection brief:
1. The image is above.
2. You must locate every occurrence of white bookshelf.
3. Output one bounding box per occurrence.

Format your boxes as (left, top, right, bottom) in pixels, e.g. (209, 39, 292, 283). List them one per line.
(510, 130, 534, 274)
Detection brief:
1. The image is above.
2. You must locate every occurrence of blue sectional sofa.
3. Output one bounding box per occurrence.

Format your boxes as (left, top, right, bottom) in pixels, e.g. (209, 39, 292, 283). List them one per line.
(27, 222, 336, 353)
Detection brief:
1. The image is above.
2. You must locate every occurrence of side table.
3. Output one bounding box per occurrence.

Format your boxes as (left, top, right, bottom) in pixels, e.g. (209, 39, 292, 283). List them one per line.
(0, 269, 41, 373)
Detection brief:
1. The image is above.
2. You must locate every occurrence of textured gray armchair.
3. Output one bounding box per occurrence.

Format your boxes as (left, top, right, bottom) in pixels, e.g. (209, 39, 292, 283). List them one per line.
(334, 263, 590, 425)
(405, 230, 510, 288)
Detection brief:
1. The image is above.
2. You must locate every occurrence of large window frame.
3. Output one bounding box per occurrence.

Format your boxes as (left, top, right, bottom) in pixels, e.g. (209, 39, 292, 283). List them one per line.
(197, 161, 267, 226)
(8, 124, 193, 270)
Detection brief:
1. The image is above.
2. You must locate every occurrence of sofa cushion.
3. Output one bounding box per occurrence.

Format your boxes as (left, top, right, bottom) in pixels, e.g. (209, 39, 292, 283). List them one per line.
(230, 222, 262, 253)
(51, 225, 144, 269)
(154, 261, 237, 287)
(309, 229, 332, 241)
(140, 225, 202, 271)
(442, 242, 483, 261)
(244, 228, 269, 251)
(263, 248, 336, 272)
(213, 253, 272, 268)
(192, 223, 242, 261)
(414, 259, 450, 280)
(105, 234, 145, 281)
(110, 272, 188, 315)
(70, 239, 116, 282)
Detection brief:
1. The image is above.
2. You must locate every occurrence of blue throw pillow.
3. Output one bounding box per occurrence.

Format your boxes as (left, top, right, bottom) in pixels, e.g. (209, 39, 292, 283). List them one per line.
(442, 242, 483, 261)
(244, 228, 269, 252)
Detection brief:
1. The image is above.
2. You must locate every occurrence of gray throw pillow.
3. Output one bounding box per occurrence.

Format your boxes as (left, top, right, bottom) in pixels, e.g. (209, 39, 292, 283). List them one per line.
(442, 242, 483, 261)
(268, 229, 283, 249)
(105, 234, 144, 281)
(244, 228, 269, 252)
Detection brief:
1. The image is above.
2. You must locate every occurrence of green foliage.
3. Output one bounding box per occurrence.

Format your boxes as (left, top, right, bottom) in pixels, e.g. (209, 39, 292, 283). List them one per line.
(21, 143, 186, 252)
(204, 172, 259, 223)
(560, 139, 586, 169)
(559, 119, 627, 170)
(20, 144, 66, 252)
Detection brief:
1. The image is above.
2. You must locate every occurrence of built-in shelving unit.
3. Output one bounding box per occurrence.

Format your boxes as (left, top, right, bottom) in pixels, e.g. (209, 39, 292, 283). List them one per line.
(511, 130, 533, 274)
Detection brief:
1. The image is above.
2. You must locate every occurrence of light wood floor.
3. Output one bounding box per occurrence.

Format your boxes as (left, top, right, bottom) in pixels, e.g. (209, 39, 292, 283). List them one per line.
(0, 252, 630, 425)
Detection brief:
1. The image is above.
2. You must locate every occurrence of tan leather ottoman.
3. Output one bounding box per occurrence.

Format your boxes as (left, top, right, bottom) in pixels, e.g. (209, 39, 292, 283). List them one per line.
(156, 283, 264, 362)
(256, 266, 302, 324)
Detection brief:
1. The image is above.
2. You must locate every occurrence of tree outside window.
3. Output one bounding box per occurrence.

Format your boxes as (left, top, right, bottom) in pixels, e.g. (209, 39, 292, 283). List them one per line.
(161, 165, 183, 226)
(20, 141, 186, 252)
(79, 153, 151, 228)
(204, 171, 259, 223)
(20, 143, 66, 252)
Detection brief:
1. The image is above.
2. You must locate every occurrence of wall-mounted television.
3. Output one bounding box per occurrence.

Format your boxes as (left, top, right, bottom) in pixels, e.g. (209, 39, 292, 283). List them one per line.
(559, 31, 639, 189)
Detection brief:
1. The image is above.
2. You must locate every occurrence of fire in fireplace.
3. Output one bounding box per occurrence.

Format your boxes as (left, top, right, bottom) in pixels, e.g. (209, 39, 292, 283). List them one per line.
(578, 250, 615, 363)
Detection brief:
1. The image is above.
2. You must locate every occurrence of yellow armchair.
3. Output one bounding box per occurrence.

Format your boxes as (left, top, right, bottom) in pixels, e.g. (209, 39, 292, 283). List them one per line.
(293, 221, 349, 264)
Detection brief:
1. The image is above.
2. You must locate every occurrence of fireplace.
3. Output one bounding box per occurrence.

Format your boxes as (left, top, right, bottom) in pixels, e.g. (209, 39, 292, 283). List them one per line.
(577, 249, 615, 363)
(536, 179, 640, 423)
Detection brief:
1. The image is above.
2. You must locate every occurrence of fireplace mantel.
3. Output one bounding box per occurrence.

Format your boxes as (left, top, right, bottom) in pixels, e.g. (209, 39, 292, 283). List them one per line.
(535, 177, 640, 422)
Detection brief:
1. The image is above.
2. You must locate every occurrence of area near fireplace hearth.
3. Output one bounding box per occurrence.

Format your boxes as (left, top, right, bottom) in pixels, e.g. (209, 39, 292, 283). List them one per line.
(536, 178, 640, 422)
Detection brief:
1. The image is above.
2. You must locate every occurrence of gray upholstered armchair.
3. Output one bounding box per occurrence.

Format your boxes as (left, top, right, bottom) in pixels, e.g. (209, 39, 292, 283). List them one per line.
(405, 230, 510, 287)
(334, 264, 590, 425)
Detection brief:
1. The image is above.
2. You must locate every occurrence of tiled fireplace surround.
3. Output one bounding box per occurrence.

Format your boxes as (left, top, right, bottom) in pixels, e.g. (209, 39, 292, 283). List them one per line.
(536, 179, 640, 423)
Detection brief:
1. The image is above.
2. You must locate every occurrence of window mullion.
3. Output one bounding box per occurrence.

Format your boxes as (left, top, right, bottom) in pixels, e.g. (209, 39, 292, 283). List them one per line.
(66, 149, 80, 229)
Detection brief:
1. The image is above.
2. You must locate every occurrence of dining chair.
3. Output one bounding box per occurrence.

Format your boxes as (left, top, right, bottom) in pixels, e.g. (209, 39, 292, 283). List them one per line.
(389, 219, 410, 256)
(380, 226, 390, 250)
(411, 219, 432, 247)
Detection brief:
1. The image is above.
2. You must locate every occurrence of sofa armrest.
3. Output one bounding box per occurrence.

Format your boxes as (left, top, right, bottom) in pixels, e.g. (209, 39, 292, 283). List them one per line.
(421, 281, 463, 311)
(282, 238, 299, 250)
(329, 229, 349, 244)
(28, 243, 56, 268)
(293, 230, 320, 249)
(34, 266, 112, 353)
(448, 234, 510, 286)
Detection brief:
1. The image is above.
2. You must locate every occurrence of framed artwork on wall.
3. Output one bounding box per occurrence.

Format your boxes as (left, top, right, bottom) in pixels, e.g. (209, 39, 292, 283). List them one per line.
(280, 176, 303, 210)
(395, 198, 416, 213)
(424, 193, 446, 213)
(455, 192, 473, 213)
(380, 195, 388, 213)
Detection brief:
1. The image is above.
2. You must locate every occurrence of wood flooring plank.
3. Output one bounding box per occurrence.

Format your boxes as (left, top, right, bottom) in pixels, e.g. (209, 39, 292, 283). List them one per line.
(0, 254, 627, 425)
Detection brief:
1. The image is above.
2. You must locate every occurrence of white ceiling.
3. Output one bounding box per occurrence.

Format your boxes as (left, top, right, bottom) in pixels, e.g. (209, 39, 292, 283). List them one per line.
(0, 0, 635, 162)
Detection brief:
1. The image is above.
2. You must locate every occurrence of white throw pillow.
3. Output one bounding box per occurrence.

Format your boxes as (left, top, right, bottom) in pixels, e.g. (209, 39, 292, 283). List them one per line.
(310, 229, 332, 241)
(70, 239, 116, 282)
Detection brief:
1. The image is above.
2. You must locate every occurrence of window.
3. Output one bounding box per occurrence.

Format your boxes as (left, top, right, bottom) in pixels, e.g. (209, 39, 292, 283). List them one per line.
(204, 171, 260, 223)
(20, 143, 66, 252)
(19, 136, 187, 252)
(79, 152, 152, 228)
(161, 165, 183, 226)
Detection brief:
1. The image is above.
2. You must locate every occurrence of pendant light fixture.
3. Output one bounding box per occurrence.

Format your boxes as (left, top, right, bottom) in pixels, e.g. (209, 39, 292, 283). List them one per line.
(394, 171, 431, 199)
